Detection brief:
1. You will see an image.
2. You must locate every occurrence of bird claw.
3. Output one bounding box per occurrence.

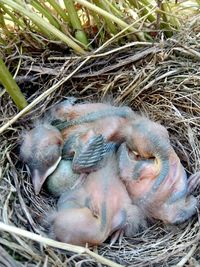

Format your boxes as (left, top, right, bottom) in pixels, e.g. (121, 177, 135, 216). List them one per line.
(110, 229, 124, 246)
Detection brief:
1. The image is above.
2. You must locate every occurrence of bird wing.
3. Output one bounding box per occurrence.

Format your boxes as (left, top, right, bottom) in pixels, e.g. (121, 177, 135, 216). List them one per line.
(72, 135, 116, 173)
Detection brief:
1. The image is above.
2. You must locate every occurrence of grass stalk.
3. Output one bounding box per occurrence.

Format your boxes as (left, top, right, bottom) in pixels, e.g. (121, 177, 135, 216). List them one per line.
(128, 0, 156, 22)
(30, 0, 61, 30)
(63, 0, 89, 46)
(0, 10, 12, 37)
(161, 2, 180, 29)
(48, 0, 69, 23)
(102, 0, 123, 18)
(93, 0, 117, 35)
(76, 0, 145, 41)
(0, 222, 123, 267)
(157, 2, 180, 37)
(0, 3, 24, 28)
(0, 34, 7, 45)
(0, 0, 85, 54)
(89, 10, 105, 44)
(0, 57, 27, 110)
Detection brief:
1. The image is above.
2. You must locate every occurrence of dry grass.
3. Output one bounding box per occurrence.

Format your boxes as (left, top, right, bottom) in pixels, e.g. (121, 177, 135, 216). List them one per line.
(0, 15, 200, 267)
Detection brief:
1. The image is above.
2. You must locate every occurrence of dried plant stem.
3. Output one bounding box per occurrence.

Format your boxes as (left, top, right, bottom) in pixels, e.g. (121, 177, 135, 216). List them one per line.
(173, 244, 198, 267)
(171, 39, 200, 59)
(0, 222, 123, 267)
(48, 41, 153, 60)
(0, 39, 155, 134)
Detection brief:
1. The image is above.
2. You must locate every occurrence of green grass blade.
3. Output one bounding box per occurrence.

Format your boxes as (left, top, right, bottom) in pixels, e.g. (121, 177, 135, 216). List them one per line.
(76, 0, 145, 41)
(48, 0, 69, 22)
(0, 2, 25, 28)
(102, 0, 123, 18)
(0, 57, 27, 110)
(1, 0, 85, 54)
(30, 0, 61, 30)
(0, 9, 12, 37)
(93, 0, 117, 35)
(128, 0, 156, 22)
(63, 0, 89, 46)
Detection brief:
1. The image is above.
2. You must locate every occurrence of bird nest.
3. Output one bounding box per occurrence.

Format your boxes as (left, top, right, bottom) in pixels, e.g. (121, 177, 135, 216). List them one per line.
(0, 16, 200, 267)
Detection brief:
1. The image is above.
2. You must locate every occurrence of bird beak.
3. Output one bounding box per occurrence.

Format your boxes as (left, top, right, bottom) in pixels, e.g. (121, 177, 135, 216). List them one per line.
(32, 169, 47, 195)
(117, 143, 135, 181)
(31, 157, 61, 195)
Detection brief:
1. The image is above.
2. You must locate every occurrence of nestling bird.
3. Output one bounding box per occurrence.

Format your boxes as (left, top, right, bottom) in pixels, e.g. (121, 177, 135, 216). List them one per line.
(20, 124, 64, 195)
(20, 98, 77, 195)
(117, 116, 198, 224)
(49, 151, 147, 246)
(48, 99, 131, 124)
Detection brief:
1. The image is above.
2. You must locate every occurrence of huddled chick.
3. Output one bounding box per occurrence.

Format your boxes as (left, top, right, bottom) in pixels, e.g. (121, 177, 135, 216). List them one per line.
(116, 116, 198, 224)
(49, 151, 146, 246)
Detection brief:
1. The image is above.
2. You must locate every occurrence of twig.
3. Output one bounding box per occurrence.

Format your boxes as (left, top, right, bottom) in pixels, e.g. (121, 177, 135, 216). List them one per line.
(171, 39, 200, 60)
(48, 41, 154, 60)
(142, 69, 182, 90)
(0, 222, 123, 267)
(173, 243, 198, 267)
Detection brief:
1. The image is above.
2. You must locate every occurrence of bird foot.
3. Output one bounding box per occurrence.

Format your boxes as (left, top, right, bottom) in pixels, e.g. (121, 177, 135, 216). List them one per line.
(110, 229, 124, 246)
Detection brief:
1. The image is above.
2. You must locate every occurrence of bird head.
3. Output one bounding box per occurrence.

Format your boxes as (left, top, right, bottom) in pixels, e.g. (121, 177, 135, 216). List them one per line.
(20, 124, 63, 194)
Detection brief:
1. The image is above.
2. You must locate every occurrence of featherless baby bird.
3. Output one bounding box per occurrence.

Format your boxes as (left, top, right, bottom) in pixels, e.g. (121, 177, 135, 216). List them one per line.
(20, 99, 131, 194)
(20, 97, 198, 223)
(49, 149, 147, 246)
(52, 102, 197, 224)
(117, 117, 198, 224)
